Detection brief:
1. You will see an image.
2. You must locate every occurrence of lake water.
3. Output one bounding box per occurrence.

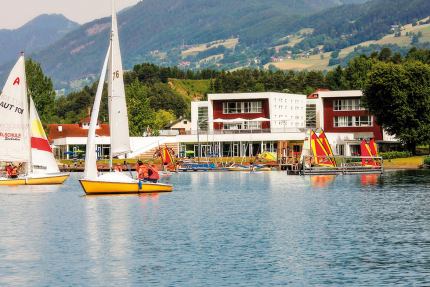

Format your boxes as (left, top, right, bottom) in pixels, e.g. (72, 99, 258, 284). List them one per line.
(1, 170, 430, 285)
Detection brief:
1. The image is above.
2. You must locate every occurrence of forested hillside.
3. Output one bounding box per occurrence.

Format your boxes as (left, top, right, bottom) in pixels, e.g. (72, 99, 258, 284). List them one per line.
(0, 0, 368, 91)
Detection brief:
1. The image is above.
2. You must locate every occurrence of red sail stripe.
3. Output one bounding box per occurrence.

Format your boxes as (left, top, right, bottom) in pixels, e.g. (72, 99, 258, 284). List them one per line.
(31, 137, 52, 153)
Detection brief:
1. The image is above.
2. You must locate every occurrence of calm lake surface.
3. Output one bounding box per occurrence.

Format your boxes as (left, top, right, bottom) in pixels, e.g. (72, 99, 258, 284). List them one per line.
(1, 170, 430, 285)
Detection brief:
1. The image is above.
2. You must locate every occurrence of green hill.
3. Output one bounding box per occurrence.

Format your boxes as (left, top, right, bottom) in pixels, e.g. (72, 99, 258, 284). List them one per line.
(0, 0, 369, 91)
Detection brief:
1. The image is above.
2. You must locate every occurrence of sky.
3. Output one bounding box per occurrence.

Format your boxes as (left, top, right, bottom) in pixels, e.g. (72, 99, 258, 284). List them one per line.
(0, 0, 141, 30)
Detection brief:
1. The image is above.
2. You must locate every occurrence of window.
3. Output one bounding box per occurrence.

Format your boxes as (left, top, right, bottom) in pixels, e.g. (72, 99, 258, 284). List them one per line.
(223, 101, 262, 114)
(244, 121, 262, 130)
(334, 99, 365, 111)
(355, 116, 372, 126)
(338, 144, 345, 156)
(223, 102, 240, 114)
(334, 116, 373, 127)
(183, 121, 188, 124)
(334, 116, 353, 127)
(224, 123, 242, 130)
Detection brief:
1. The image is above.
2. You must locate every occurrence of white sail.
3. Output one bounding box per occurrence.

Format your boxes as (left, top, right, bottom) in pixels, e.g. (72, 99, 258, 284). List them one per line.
(108, 0, 131, 157)
(83, 46, 111, 180)
(0, 54, 31, 162)
(29, 96, 60, 174)
(299, 128, 311, 168)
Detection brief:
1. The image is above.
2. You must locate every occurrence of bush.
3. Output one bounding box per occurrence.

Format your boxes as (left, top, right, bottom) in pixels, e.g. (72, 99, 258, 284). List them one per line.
(424, 157, 430, 165)
(379, 151, 413, 159)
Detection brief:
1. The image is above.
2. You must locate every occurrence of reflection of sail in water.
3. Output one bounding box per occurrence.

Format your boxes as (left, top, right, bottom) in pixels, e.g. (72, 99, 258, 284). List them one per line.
(310, 175, 337, 187)
(361, 174, 379, 185)
(84, 198, 132, 278)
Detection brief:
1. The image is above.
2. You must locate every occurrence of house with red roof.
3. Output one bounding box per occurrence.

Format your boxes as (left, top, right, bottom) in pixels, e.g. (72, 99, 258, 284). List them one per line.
(48, 117, 111, 159)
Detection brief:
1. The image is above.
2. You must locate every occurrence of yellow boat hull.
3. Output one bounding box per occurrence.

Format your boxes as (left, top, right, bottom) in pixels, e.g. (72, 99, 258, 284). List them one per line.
(0, 174, 69, 185)
(0, 178, 26, 185)
(79, 179, 173, 195)
(26, 174, 69, 185)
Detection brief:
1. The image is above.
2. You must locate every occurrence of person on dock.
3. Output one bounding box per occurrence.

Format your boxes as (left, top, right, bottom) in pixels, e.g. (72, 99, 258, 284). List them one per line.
(148, 162, 159, 183)
(114, 163, 122, 172)
(249, 157, 255, 172)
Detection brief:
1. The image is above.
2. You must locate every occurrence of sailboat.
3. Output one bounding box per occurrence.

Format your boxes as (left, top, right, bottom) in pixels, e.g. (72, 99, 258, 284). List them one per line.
(361, 140, 377, 167)
(79, 0, 172, 195)
(0, 53, 69, 185)
(159, 146, 176, 176)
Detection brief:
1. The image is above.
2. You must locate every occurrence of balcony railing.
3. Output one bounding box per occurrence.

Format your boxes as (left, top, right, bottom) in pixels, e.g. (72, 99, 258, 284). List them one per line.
(182, 127, 307, 135)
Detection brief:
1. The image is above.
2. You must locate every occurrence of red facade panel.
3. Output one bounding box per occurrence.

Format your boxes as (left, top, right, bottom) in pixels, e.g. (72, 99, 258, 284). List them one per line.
(212, 99, 270, 129)
(323, 98, 383, 140)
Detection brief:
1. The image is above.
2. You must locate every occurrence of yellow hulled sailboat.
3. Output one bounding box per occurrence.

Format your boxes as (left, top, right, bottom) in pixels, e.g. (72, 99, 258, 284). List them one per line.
(79, 0, 172, 195)
(0, 53, 68, 185)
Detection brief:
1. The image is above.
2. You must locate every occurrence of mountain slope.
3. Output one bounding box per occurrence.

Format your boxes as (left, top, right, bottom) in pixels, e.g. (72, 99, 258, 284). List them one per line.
(0, 0, 369, 89)
(0, 14, 79, 65)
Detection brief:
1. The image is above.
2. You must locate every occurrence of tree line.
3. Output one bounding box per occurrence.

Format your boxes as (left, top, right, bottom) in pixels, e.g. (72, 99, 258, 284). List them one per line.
(17, 46, 430, 152)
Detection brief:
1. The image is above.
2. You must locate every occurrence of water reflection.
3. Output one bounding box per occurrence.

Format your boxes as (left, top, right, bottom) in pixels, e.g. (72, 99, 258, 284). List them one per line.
(361, 174, 380, 185)
(310, 175, 337, 188)
(0, 170, 430, 285)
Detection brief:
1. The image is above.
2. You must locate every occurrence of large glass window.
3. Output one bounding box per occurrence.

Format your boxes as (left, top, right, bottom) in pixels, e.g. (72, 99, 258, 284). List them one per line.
(244, 121, 262, 130)
(223, 101, 262, 114)
(355, 115, 372, 126)
(334, 116, 372, 127)
(333, 99, 365, 111)
(223, 102, 240, 114)
(334, 116, 353, 127)
(198, 107, 208, 130)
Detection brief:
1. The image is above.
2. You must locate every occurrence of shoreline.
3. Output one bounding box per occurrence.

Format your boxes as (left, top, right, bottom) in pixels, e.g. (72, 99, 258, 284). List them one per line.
(384, 165, 419, 169)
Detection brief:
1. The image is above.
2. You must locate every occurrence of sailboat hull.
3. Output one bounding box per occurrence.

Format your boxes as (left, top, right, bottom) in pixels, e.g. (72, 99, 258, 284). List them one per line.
(0, 174, 69, 185)
(79, 179, 173, 195)
(0, 178, 26, 185)
(26, 174, 69, 185)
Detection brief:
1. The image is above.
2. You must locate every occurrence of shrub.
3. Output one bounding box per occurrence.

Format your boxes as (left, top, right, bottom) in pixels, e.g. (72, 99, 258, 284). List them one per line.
(379, 151, 412, 159)
(424, 157, 430, 165)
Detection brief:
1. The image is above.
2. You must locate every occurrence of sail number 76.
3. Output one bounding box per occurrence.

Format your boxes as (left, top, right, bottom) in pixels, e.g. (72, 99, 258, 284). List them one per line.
(113, 70, 119, 80)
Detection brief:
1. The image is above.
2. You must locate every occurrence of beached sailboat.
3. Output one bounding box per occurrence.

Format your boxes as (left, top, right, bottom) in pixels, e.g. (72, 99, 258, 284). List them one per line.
(159, 146, 176, 175)
(0, 53, 69, 185)
(361, 139, 377, 167)
(79, 0, 172, 195)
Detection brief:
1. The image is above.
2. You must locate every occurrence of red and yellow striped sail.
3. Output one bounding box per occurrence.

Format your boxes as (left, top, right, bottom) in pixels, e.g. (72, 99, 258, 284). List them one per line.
(361, 140, 377, 166)
(161, 147, 175, 171)
(311, 131, 335, 167)
(369, 138, 380, 166)
(318, 130, 336, 167)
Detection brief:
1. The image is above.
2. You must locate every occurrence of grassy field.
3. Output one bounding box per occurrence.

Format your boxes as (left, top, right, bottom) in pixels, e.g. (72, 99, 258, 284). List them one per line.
(182, 38, 239, 58)
(169, 78, 210, 100)
(264, 18, 430, 72)
(384, 155, 426, 166)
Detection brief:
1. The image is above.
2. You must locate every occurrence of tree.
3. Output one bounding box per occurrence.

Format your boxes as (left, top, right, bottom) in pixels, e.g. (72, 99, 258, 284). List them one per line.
(25, 58, 56, 125)
(330, 50, 340, 59)
(125, 78, 155, 136)
(153, 110, 176, 131)
(363, 62, 430, 154)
